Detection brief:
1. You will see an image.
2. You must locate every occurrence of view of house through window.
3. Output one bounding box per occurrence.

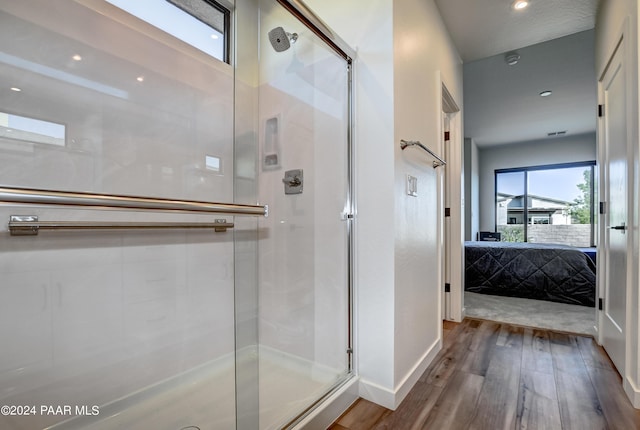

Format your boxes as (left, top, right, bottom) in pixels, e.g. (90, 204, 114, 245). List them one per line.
(495, 162, 595, 247)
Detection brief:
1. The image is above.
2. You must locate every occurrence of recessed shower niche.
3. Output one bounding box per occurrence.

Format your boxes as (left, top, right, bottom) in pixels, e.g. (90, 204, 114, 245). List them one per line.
(263, 116, 281, 170)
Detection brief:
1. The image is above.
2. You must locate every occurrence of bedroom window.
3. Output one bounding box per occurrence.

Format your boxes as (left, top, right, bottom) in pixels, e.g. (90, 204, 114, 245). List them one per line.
(495, 161, 596, 247)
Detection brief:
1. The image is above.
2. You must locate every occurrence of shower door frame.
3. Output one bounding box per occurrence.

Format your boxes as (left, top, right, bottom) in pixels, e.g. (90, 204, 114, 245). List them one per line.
(271, 0, 357, 427)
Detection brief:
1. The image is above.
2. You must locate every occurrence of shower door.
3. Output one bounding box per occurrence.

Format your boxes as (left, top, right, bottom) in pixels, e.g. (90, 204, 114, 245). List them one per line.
(0, 1, 246, 429)
(255, 1, 354, 428)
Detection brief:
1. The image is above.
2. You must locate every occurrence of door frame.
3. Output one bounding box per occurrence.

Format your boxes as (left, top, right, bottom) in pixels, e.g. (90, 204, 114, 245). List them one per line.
(596, 16, 638, 407)
(440, 81, 463, 322)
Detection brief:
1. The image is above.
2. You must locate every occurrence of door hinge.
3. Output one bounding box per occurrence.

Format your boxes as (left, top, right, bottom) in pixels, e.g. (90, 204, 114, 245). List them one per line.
(444, 131, 450, 141)
(444, 283, 451, 293)
(598, 298, 603, 311)
(599, 202, 606, 215)
(445, 208, 451, 217)
(598, 104, 605, 117)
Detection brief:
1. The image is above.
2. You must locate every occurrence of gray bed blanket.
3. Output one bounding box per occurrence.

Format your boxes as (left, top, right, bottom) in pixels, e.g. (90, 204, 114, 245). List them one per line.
(465, 241, 596, 307)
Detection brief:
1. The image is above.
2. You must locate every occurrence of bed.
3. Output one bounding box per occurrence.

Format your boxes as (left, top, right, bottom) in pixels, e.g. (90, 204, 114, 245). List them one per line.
(465, 241, 596, 307)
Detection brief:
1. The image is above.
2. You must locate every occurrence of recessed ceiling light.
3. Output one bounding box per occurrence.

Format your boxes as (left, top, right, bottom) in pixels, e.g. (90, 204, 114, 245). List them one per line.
(10, 87, 21, 92)
(72, 54, 82, 61)
(210, 34, 219, 40)
(540, 90, 552, 97)
(136, 75, 145, 82)
(513, 0, 529, 10)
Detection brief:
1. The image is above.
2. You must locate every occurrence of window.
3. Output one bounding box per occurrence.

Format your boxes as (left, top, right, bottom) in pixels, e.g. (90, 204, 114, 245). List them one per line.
(532, 216, 550, 225)
(205, 155, 222, 173)
(0, 111, 65, 147)
(495, 161, 596, 247)
(105, 0, 230, 63)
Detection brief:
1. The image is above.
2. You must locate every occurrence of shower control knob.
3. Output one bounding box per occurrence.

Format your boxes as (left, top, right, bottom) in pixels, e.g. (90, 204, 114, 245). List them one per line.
(283, 177, 301, 187)
(282, 169, 303, 195)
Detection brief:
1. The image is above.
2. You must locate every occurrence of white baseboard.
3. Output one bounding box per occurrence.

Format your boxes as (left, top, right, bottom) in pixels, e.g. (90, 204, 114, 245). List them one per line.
(358, 377, 397, 410)
(392, 338, 442, 408)
(624, 376, 640, 408)
(359, 337, 442, 410)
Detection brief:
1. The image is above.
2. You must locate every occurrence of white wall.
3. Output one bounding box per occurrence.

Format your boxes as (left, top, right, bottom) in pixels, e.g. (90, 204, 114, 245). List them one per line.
(478, 133, 597, 231)
(595, 0, 640, 408)
(464, 138, 480, 241)
(306, 0, 462, 410)
(392, 0, 462, 404)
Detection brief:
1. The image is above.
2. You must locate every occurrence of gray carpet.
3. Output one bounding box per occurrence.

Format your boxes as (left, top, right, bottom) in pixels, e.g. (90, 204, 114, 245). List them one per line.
(464, 292, 596, 335)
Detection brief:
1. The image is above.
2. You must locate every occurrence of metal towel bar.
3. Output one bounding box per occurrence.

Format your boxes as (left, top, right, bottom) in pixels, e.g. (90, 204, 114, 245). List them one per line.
(400, 140, 446, 168)
(8, 216, 234, 236)
(0, 186, 267, 236)
(0, 186, 268, 216)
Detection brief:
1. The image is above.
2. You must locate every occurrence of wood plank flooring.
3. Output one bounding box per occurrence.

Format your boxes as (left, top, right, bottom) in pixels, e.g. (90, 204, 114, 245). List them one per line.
(330, 318, 640, 430)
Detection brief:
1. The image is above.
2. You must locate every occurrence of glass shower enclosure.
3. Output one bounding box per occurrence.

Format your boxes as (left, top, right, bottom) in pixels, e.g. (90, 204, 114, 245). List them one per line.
(0, 0, 353, 429)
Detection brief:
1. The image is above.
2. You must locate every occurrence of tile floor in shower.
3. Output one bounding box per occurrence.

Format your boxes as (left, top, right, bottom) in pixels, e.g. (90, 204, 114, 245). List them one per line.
(10, 348, 343, 430)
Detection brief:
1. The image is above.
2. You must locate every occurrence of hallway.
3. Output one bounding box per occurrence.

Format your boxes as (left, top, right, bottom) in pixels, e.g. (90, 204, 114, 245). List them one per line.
(331, 319, 640, 429)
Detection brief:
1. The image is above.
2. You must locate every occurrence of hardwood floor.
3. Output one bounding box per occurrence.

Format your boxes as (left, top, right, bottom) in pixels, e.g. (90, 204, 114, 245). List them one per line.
(330, 318, 640, 430)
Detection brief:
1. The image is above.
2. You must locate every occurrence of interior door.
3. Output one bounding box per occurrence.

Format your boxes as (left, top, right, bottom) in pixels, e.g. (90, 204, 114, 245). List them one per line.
(601, 39, 627, 375)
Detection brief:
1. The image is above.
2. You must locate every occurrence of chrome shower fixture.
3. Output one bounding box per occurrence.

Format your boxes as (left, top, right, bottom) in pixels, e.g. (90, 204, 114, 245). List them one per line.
(268, 26, 298, 52)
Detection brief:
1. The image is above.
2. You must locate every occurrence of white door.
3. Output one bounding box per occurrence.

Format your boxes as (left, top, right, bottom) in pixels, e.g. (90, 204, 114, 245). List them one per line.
(601, 39, 627, 374)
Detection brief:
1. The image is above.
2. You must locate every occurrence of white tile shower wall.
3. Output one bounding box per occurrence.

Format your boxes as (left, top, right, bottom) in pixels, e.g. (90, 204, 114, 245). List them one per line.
(258, 84, 316, 363)
(0, 1, 236, 428)
(0, 0, 234, 200)
(312, 93, 349, 372)
(0, 232, 236, 424)
(257, 2, 349, 375)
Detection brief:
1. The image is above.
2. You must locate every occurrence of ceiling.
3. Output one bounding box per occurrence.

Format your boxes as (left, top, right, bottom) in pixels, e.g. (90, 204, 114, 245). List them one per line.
(435, 0, 599, 63)
(434, 0, 601, 147)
